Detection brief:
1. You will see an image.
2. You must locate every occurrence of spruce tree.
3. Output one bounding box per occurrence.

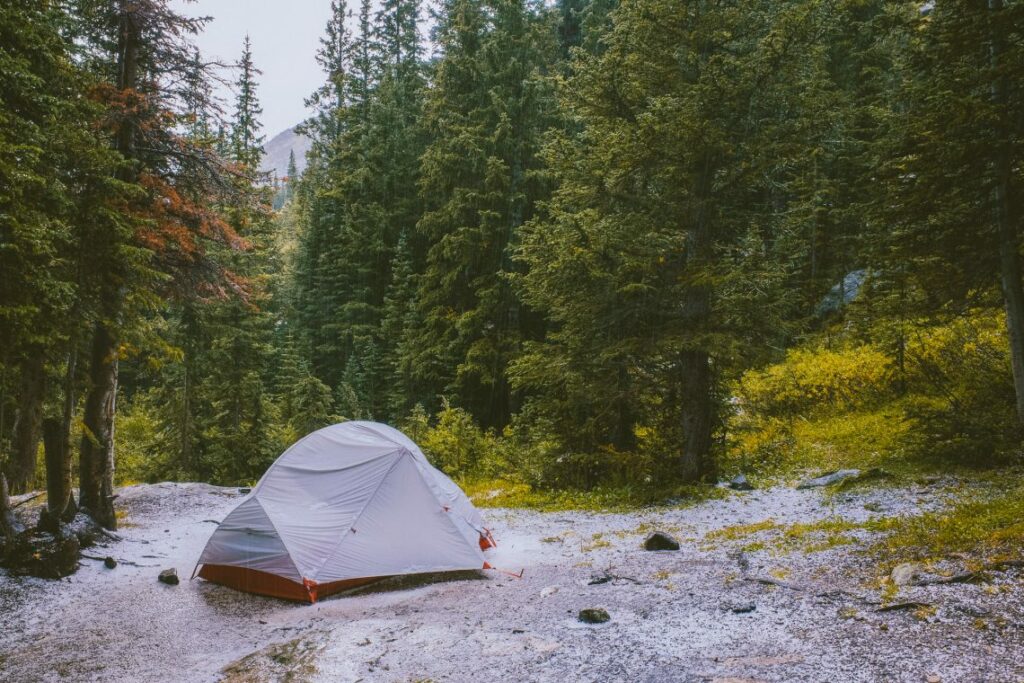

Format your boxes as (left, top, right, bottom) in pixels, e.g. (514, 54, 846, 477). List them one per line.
(515, 0, 805, 480)
(412, 0, 556, 428)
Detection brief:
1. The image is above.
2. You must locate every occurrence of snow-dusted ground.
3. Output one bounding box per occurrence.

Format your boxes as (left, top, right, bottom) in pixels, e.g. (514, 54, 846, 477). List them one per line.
(1, 481, 1022, 683)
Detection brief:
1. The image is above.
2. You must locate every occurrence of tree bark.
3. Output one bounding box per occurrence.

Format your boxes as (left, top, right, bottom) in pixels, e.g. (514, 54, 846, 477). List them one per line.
(988, 0, 1024, 426)
(59, 349, 79, 521)
(677, 155, 717, 482)
(0, 472, 21, 544)
(43, 418, 74, 524)
(6, 353, 47, 494)
(79, 323, 119, 530)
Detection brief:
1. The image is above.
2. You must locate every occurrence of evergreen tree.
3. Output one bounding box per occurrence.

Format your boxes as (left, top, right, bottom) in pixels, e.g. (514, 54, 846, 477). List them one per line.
(231, 36, 265, 173)
(515, 0, 807, 480)
(412, 0, 556, 427)
(871, 0, 1024, 424)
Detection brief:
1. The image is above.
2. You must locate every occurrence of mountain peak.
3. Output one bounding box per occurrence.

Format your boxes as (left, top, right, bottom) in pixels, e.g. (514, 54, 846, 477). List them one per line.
(261, 126, 312, 181)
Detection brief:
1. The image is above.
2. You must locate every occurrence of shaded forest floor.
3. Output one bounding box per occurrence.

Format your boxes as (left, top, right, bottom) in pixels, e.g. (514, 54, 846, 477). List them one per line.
(1, 480, 1023, 683)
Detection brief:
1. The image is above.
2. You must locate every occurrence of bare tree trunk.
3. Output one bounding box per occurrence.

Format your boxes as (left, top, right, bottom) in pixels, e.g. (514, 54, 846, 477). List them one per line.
(6, 353, 47, 494)
(42, 418, 74, 528)
(678, 348, 714, 481)
(678, 155, 717, 482)
(988, 0, 1024, 426)
(59, 349, 79, 521)
(79, 323, 119, 530)
(0, 472, 21, 543)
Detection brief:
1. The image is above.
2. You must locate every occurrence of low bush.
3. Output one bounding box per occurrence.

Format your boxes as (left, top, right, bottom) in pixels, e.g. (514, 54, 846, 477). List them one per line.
(735, 345, 895, 418)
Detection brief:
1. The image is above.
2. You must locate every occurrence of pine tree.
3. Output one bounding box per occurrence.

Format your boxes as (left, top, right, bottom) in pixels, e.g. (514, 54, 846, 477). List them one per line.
(515, 0, 807, 480)
(294, 0, 427, 418)
(411, 0, 556, 428)
(231, 36, 265, 173)
(870, 0, 1024, 425)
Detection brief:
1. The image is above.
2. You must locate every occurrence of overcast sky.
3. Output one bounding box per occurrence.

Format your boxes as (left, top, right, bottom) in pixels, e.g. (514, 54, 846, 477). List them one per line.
(174, 0, 337, 137)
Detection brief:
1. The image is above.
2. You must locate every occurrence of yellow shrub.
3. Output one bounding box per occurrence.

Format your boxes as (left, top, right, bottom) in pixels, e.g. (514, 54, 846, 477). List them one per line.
(736, 345, 894, 418)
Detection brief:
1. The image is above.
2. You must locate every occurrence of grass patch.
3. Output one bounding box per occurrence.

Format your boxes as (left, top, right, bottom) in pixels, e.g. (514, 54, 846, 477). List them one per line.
(705, 519, 779, 542)
(703, 515, 903, 555)
(460, 478, 726, 512)
(876, 477, 1024, 564)
(724, 403, 934, 485)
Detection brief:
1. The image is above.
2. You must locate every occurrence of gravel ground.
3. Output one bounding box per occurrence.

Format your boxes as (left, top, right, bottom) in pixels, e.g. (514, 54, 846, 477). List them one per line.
(1, 480, 1022, 683)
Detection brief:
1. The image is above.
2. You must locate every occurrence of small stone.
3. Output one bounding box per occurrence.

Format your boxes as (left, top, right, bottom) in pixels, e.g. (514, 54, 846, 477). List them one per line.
(540, 586, 559, 598)
(797, 469, 861, 489)
(891, 562, 923, 586)
(578, 608, 610, 624)
(722, 602, 756, 614)
(238, 487, 252, 494)
(926, 675, 941, 683)
(512, 628, 525, 634)
(158, 568, 179, 585)
(728, 474, 754, 491)
(643, 531, 680, 551)
(103, 556, 117, 569)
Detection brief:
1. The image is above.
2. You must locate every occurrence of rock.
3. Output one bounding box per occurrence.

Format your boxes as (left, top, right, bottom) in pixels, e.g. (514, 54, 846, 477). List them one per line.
(891, 562, 923, 586)
(103, 556, 117, 569)
(728, 474, 754, 491)
(578, 608, 610, 624)
(797, 469, 861, 489)
(540, 586, 559, 598)
(238, 487, 252, 494)
(158, 568, 180, 586)
(926, 675, 942, 683)
(721, 601, 756, 614)
(643, 531, 680, 551)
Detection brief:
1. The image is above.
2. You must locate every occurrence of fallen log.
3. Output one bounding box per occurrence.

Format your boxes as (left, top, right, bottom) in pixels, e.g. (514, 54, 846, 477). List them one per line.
(12, 492, 44, 509)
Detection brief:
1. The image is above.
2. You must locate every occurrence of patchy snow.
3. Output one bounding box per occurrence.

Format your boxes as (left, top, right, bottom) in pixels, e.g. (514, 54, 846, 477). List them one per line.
(1, 481, 1022, 682)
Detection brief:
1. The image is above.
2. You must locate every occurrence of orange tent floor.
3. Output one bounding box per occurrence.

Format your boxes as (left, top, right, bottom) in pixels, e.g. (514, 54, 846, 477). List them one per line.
(197, 564, 381, 603)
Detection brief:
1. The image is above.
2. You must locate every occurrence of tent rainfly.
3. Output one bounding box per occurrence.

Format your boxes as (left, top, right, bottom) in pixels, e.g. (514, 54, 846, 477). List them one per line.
(195, 421, 496, 602)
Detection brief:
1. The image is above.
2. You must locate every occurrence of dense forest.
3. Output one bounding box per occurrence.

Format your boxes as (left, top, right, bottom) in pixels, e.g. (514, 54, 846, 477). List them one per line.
(2, 0, 1024, 542)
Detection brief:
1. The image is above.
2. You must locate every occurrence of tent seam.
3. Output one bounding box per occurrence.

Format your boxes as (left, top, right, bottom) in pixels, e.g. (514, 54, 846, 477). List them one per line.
(308, 448, 406, 582)
(251, 497, 305, 584)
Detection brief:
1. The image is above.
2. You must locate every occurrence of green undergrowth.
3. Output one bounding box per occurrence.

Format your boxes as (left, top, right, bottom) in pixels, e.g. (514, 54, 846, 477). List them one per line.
(723, 311, 1023, 488)
(876, 477, 1024, 565)
(459, 477, 726, 512)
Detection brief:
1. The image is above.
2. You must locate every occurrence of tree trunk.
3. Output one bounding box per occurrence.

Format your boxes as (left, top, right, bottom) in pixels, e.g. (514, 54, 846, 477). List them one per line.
(678, 348, 714, 482)
(0, 472, 21, 544)
(43, 418, 74, 525)
(59, 348, 79, 521)
(77, 1, 140, 530)
(79, 323, 119, 529)
(6, 353, 47, 494)
(988, 0, 1024, 426)
(677, 155, 717, 482)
